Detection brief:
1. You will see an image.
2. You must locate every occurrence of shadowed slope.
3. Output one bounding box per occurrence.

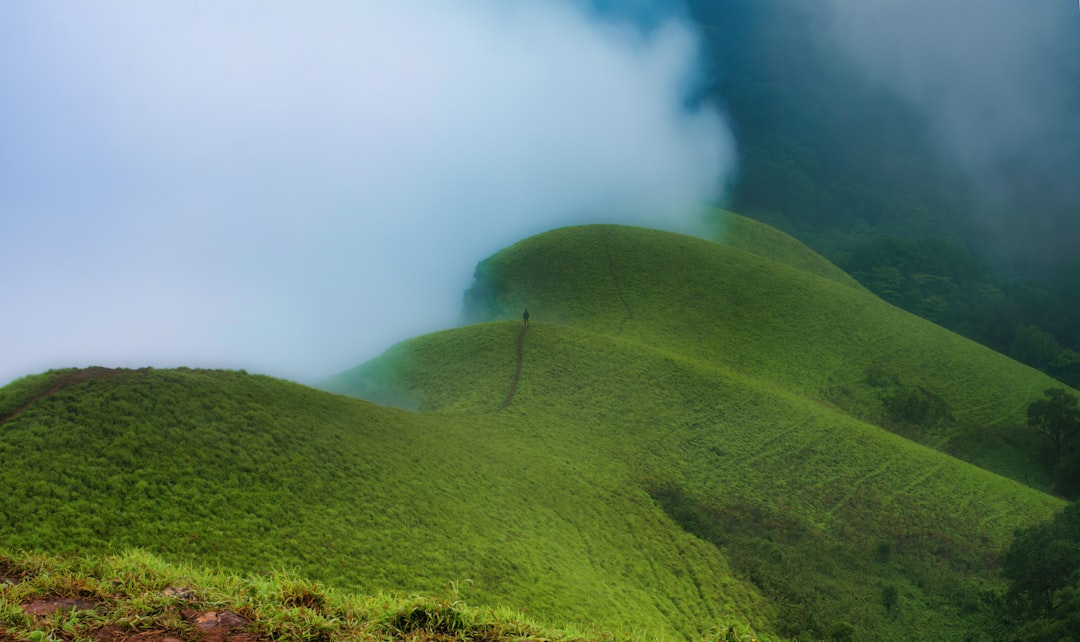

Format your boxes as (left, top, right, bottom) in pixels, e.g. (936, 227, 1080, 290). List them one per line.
(708, 209, 864, 289)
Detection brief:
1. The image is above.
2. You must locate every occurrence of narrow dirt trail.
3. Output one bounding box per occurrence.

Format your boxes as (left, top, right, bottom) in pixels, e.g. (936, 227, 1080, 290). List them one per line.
(0, 367, 125, 426)
(499, 325, 528, 411)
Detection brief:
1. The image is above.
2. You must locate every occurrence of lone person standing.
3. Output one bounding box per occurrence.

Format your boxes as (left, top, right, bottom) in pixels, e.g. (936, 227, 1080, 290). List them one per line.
(523, 308, 530, 326)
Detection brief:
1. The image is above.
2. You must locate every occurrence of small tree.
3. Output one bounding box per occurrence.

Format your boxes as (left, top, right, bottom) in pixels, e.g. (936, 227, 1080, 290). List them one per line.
(1027, 388, 1080, 462)
(1002, 503, 1080, 632)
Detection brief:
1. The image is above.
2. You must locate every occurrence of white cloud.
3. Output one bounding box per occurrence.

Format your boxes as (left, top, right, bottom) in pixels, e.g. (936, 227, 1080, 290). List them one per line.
(0, 0, 733, 384)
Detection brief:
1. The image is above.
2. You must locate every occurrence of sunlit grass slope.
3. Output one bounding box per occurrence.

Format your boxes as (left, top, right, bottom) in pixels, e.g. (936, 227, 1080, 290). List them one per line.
(458, 219, 1070, 488)
(328, 319, 1062, 640)
(326, 219, 1074, 640)
(0, 367, 770, 640)
(707, 209, 864, 289)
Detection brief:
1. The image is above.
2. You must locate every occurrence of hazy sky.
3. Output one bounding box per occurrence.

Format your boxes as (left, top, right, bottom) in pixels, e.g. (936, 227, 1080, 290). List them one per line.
(0, 1, 733, 385)
(809, 0, 1080, 272)
(820, 0, 1079, 182)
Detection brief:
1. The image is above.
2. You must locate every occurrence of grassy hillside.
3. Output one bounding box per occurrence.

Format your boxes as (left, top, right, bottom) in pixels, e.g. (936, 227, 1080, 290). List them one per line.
(328, 319, 1063, 640)
(707, 210, 864, 289)
(0, 367, 770, 640)
(327, 220, 1073, 639)
(2, 218, 1072, 640)
(459, 219, 1068, 488)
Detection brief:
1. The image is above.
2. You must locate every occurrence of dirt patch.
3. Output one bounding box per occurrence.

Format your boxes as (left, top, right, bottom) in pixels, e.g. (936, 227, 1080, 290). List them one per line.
(89, 610, 257, 642)
(92, 626, 189, 642)
(92, 625, 143, 641)
(183, 609, 248, 631)
(162, 586, 197, 600)
(23, 597, 100, 615)
(0, 556, 28, 584)
(93, 628, 187, 642)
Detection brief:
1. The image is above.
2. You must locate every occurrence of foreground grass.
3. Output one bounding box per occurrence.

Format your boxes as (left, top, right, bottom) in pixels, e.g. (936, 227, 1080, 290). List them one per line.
(1, 548, 696, 641)
(0, 367, 773, 639)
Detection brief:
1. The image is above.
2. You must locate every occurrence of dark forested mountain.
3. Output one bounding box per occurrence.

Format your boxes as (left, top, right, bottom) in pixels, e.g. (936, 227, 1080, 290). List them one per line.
(684, 0, 1080, 387)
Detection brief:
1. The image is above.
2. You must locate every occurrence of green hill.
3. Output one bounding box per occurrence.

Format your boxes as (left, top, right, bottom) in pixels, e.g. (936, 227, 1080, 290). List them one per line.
(708, 210, 865, 289)
(0, 366, 769, 639)
(457, 218, 1064, 488)
(1, 217, 1072, 640)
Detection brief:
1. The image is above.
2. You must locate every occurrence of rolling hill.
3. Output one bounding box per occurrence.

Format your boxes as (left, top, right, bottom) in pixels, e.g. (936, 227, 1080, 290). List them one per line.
(1, 214, 1072, 641)
(455, 214, 1062, 488)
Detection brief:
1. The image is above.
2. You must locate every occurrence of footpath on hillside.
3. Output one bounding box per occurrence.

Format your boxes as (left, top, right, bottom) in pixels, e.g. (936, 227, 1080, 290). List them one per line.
(0, 367, 126, 425)
(499, 325, 528, 411)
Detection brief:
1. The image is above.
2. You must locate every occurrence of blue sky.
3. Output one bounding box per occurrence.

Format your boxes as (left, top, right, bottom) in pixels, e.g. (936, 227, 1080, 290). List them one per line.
(0, 1, 733, 384)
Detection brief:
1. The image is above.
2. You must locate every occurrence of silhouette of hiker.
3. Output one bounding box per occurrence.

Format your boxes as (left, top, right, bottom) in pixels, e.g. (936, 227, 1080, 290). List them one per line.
(523, 308, 530, 326)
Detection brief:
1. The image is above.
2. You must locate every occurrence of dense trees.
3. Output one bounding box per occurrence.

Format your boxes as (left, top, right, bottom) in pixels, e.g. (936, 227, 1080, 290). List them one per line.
(1028, 389, 1080, 497)
(1002, 502, 1080, 639)
(686, 0, 1080, 389)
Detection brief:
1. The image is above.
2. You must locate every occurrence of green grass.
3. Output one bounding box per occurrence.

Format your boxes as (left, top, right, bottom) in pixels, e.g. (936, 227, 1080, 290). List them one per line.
(457, 219, 1067, 488)
(707, 210, 864, 289)
(331, 319, 1062, 639)
(2, 216, 1073, 640)
(0, 547, 622, 641)
(0, 366, 772, 639)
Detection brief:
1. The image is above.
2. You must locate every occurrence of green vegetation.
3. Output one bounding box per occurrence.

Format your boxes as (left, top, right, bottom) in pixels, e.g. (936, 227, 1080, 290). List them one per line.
(1026, 389, 1080, 498)
(1001, 502, 1080, 640)
(330, 222, 1070, 639)
(706, 210, 863, 290)
(0, 366, 770, 639)
(688, 0, 1080, 389)
(0, 547, 607, 641)
(459, 220, 1066, 488)
(2, 220, 1073, 640)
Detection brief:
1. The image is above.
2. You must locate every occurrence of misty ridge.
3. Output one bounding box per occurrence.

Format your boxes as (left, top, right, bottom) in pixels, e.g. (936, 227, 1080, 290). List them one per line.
(1, 0, 1078, 386)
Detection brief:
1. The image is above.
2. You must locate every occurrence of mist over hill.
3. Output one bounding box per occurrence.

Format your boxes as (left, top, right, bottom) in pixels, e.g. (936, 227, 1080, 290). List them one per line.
(2, 1, 1076, 391)
(0, 0, 731, 386)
